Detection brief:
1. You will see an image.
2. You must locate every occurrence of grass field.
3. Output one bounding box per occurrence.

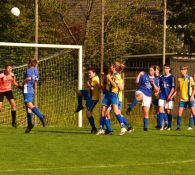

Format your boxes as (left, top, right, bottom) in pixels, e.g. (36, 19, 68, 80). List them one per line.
(0, 126, 195, 175)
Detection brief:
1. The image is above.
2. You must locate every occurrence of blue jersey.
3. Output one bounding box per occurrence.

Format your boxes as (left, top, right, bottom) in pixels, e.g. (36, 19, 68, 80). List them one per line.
(23, 67, 39, 94)
(138, 73, 159, 97)
(159, 74, 175, 100)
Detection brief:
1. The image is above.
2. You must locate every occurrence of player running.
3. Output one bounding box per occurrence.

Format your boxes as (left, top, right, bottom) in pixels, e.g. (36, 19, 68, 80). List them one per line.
(97, 61, 126, 135)
(174, 65, 195, 131)
(0, 64, 21, 127)
(23, 59, 47, 133)
(158, 64, 175, 130)
(126, 65, 159, 131)
(104, 63, 134, 135)
(75, 68, 101, 134)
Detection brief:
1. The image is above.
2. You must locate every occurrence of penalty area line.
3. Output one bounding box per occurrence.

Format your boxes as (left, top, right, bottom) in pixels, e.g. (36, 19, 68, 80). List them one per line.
(0, 160, 195, 172)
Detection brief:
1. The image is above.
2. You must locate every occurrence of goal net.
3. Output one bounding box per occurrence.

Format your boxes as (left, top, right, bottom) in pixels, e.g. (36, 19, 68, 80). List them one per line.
(0, 42, 83, 127)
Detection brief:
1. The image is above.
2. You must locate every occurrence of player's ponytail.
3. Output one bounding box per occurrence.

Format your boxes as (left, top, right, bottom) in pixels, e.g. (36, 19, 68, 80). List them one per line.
(118, 63, 125, 73)
(28, 58, 38, 67)
(113, 61, 121, 72)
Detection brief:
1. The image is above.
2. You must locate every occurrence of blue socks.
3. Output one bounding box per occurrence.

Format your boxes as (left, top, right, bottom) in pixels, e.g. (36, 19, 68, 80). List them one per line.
(105, 119, 112, 132)
(129, 98, 138, 110)
(144, 118, 148, 129)
(122, 116, 131, 128)
(27, 113, 32, 125)
(78, 96, 82, 106)
(163, 113, 168, 124)
(156, 114, 160, 127)
(88, 116, 95, 128)
(167, 114, 172, 128)
(177, 116, 182, 128)
(32, 107, 43, 119)
(100, 116, 105, 130)
(158, 113, 164, 128)
(193, 115, 195, 125)
(189, 117, 193, 128)
(116, 114, 125, 128)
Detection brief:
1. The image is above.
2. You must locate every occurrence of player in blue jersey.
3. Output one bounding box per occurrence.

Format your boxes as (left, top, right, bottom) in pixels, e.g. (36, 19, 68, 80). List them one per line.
(97, 61, 126, 135)
(126, 65, 159, 131)
(153, 65, 162, 129)
(23, 59, 46, 133)
(158, 64, 175, 130)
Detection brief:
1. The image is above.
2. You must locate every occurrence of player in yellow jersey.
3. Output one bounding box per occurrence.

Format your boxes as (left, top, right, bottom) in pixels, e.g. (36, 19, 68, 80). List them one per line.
(96, 61, 126, 135)
(173, 65, 195, 130)
(75, 68, 101, 134)
(104, 63, 134, 135)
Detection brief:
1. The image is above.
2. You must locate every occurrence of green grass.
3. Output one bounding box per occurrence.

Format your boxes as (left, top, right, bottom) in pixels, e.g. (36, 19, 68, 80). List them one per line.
(0, 126, 195, 175)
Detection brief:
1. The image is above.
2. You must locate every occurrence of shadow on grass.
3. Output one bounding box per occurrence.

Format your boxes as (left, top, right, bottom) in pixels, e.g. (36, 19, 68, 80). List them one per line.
(36, 129, 91, 135)
(154, 133, 195, 138)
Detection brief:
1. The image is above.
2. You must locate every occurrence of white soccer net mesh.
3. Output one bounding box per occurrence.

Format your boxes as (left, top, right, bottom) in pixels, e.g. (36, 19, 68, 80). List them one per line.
(0, 44, 82, 127)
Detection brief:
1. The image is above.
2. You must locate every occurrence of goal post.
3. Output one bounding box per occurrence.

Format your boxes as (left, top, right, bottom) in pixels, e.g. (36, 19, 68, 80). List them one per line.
(0, 42, 83, 127)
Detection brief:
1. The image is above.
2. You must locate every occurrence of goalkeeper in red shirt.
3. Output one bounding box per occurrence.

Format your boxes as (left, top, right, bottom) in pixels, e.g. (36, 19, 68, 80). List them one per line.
(0, 64, 21, 127)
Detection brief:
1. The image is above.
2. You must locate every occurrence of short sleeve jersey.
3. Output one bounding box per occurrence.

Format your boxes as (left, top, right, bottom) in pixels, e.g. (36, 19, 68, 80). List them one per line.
(23, 67, 39, 94)
(118, 79, 123, 102)
(178, 75, 195, 102)
(138, 73, 159, 97)
(88, 75, 101, 101)
(159, 74, 175, 100)
(0, 72, 16, 92)
(106, 72, 121, 94)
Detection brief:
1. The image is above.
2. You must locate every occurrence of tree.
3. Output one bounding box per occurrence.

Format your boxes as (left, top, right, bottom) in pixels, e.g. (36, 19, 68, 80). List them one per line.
(167, 0, 195, 53)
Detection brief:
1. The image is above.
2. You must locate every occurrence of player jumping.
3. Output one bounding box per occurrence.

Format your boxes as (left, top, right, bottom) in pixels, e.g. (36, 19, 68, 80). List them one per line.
(23, 59, 47, 133)
(75, 68, 101, 134)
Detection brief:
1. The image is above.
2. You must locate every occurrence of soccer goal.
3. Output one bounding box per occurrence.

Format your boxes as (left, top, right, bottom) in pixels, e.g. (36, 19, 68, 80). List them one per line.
(0, 42, 83, 127)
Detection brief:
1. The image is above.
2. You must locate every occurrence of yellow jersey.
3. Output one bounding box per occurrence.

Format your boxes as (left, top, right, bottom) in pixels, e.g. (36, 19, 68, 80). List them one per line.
(178, 75, 195, 102)
(88, 75, 101, 101)
(118, 78, 123, 102)
(106, 72, 121, 94)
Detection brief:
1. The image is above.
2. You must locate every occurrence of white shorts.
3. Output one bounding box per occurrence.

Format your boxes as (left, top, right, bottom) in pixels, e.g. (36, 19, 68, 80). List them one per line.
(158, 99, 174, 109)
(107, 106, 112, 111)
(135, 90, 151, 108)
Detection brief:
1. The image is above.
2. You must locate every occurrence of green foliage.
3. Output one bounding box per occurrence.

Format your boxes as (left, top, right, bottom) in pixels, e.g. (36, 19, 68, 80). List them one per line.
(167, 0, 195, 53)
(0, 0, 179, 69)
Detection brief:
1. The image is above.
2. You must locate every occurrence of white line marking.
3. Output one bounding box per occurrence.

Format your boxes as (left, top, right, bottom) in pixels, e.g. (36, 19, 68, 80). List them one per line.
(0, 160, 194, 172)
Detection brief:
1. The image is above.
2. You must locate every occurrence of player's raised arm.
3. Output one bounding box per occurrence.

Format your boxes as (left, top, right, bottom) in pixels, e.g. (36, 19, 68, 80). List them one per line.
(136, 71, 144, 84)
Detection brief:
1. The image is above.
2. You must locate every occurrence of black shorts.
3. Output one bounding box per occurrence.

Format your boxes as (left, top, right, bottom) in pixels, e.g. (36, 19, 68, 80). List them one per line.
(0, 90, 14, 102)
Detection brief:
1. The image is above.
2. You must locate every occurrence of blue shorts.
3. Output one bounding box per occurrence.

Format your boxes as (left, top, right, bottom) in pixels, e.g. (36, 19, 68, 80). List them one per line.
(80, 90, 98, 112)
(86, 99, 98, 112)
(118, 101, 122, 110)
(80, 90, 89, 100)
(152, 99, 159, 106)
(179, 101, 195, 109)
(23, 93, 34, 103)
(102, 92, 119, 107)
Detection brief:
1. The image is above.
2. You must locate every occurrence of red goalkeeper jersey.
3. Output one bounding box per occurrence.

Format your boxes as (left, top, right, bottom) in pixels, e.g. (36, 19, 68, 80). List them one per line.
(0, 73, 16, 92)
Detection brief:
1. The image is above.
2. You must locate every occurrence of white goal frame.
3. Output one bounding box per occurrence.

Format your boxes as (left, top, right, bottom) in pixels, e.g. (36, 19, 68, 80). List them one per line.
(0, 42, 83, 127)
